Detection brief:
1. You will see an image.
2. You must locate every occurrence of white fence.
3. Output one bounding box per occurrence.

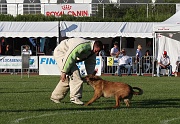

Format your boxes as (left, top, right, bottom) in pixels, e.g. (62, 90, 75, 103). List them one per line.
(0, 55, 154, 75)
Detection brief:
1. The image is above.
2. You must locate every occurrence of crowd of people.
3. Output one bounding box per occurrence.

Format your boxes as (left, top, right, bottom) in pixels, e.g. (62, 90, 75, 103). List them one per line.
(98, 41, 175, 77)
(1, 37, 178, 78)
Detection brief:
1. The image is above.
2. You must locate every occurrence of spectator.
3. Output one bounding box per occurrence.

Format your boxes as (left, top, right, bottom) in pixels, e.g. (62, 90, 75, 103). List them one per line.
(110, 42, 120, 75)
(110, 42, 120, 57)
(98, 45, 106, 73)
(117, 48, 132, 76)
(143, 50, 152, 73)
(5, 44, 12, 55)
(157, 51, 172, 77)
(50, 38, 103, 105)
(3, 44, 12, 72)
(135, 44, 143, 76)
(22, 45, 32, 55)
(21, 45, 32, 73)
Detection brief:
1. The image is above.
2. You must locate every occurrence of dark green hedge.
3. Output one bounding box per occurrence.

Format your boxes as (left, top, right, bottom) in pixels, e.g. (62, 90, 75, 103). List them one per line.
(0, 3, 176, 22)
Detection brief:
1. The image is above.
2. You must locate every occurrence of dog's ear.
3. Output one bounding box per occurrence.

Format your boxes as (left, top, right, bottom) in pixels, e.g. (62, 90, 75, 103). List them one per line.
(92, 70, 98, 76)
(88, 76, 102, 81)
(93, 76, 102, 80)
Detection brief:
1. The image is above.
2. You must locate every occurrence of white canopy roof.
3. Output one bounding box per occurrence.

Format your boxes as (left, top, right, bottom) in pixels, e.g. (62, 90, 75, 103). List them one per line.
(60, 21, 155, 38)
(121, 22, 154, 38)
(153, 11, 180, 32)
(60, 21, 124, 38)
(153, 11, 180, 72)
(0, 21, 59, 38)
(163, 10, 180, 24)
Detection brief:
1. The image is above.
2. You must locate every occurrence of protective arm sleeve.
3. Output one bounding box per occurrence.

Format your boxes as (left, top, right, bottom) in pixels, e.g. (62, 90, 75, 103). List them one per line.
(62, 43, 91, 73)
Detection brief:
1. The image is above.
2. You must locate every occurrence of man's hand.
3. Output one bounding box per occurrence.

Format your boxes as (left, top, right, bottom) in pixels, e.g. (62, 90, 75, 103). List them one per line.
(61, 72, 66, 82)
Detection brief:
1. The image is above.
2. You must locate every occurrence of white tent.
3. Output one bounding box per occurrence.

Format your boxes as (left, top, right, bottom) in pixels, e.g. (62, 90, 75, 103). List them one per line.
(121, 22, 154, 38)
(0, 21, 59, 38)
(60, 21, 154, 38)
(153, 11, 180, 73)
(60, 21, 125, 38)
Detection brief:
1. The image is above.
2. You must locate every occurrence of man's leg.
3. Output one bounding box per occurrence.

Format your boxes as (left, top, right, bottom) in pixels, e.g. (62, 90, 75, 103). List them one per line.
(167, 65, 172, 76)
(125, 65, 131, 75)
(136, 63, 140, 75)
(157, 65, 161, 77)
(51, 77, 70, 103)
(51, 51, 70, 103)
(69, 65, 84, 105)
(117, 65, 123, 76)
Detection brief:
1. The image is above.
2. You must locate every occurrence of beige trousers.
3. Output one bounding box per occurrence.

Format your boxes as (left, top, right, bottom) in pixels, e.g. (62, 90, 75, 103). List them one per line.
(51, 52, 83, 100)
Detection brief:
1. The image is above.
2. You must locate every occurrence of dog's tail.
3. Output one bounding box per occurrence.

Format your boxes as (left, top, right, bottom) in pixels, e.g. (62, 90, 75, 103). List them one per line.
(132, 87, 143, 95)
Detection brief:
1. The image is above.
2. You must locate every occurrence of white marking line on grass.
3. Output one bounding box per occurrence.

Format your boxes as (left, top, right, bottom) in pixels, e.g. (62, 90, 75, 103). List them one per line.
(161, 117, 180, 124)
(12, 109, 117, 124)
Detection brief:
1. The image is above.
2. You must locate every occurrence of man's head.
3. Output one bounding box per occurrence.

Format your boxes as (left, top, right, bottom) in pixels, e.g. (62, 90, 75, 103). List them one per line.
(163, 51, 167, 57)
(114, 42, 119, 48)
(121, 48, 126, 55)
(138, 45, 142, 50)
(93, 40, 103, 54)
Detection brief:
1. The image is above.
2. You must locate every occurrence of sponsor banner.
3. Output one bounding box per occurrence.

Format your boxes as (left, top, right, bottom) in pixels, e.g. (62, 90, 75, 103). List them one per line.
(107, 56, 133, 66)
(44, 4, 91, 17)
(39, 56, 60, 75)
(39, 56, 101, 76)
(107, 57, 119, 66)
(0, 56, 38, 69)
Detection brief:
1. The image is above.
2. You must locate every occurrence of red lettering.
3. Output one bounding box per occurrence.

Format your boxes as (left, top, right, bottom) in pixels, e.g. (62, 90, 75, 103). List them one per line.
(46, 10, 89, 17)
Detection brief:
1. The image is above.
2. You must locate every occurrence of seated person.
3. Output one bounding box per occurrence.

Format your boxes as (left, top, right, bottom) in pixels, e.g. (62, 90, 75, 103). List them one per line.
(117, 48, 132, 76)
(175, 60, 180, 72)
(157, 51, 172, 77)
(22, 45, 32, 55)
(143, 50, 152, 73)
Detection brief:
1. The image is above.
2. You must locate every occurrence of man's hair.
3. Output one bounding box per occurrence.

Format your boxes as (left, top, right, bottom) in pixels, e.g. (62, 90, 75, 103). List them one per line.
(114, 42, 118, 46)
(94, 40, 103, 50)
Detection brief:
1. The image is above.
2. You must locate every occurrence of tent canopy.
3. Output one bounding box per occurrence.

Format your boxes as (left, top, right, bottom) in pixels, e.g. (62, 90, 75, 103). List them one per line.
(0, 21, 59, 38)
(60, 21, 155, 38)
(153, 11, 180, 72)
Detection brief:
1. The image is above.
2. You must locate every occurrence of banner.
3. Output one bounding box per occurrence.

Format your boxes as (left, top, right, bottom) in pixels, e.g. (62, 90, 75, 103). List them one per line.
(107, 57, 114, 66)
(0, 56, 38, 69)
(39, 56, 101, 76)
(44, 4, 91, 17)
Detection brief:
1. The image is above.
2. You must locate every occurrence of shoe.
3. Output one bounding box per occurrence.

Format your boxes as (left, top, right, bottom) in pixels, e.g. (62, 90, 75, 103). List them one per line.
(157, 74, 160, 77)
(127, 74, 132, 76)
(118, 74, 122, 77)
(50, 98, 60, 103)
(70, 98, 84, 105)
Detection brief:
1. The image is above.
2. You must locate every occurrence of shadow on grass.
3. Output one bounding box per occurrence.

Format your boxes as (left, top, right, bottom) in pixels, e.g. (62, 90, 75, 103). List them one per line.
(0, 98, 180, 113)
(134, 98, 180, 108)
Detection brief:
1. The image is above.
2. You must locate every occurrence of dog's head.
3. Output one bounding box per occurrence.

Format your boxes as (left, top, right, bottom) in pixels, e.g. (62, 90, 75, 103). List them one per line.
(82, 74, 103, 85)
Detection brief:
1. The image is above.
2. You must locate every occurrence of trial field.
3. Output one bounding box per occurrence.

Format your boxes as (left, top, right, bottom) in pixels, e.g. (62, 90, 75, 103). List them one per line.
(0, 75, 180, 124)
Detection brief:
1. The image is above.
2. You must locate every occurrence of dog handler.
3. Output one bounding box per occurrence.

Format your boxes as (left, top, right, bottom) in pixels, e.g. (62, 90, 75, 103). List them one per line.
(50, 37, 103, 105)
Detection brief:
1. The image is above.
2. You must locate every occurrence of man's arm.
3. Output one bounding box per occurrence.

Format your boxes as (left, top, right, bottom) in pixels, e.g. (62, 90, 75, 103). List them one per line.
(62, 43, 91, 73)
(84, 54, 96, 74)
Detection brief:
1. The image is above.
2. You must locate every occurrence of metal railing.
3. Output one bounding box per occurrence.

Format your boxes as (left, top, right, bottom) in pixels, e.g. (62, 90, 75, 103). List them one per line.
(101, 56, 154, 75)
(0, 55, 154, 75)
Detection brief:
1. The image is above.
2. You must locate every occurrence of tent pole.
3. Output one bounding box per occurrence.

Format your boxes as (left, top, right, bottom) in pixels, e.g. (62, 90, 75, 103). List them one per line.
(58, 21, 61, 45)
(152, 32, 155, 77)
(119, 36, 122, 51)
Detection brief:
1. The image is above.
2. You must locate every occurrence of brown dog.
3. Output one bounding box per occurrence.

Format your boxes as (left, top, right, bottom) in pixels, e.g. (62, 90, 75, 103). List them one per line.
(83, 75, 143, 108)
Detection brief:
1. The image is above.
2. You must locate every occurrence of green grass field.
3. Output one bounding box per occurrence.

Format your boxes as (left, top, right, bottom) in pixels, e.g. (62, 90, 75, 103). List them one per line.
(0, 75, 180, 124)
